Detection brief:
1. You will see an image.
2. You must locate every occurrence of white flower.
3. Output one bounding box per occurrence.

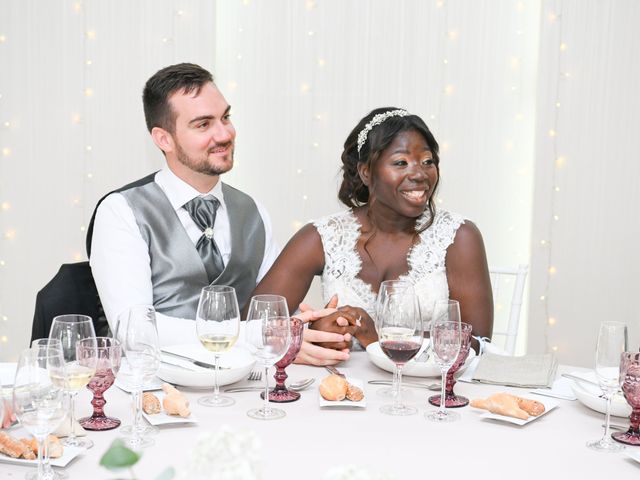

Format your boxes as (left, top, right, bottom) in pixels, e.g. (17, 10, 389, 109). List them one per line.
(323, 465, 396, 480)
(185, 425, 262, 480)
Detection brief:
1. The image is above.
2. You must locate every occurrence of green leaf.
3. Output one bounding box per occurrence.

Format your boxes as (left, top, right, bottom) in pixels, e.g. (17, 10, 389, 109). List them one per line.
(99, 439, 141, 471)
(155, 467, 176, 480)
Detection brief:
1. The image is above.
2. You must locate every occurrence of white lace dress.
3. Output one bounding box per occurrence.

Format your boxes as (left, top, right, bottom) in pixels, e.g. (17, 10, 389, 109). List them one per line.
(313, 209, 466, 316)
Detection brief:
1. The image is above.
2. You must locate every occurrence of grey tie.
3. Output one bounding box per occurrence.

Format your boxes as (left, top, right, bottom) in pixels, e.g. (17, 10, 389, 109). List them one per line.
(183, 195, 225, 283)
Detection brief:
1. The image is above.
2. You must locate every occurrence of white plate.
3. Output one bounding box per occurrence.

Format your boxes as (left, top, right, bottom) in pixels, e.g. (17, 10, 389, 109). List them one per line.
(115, 375, 164, 393)
(473, 396, 560, 426)
(366, 341, 476, 378)
(157, 344, 255, 388)
(626, 449, 640, 464)
(319, 377, 366, 408)
(141, 392, 197, 426)
(567, 371, 632, 418)
(0, 444, 84, 467)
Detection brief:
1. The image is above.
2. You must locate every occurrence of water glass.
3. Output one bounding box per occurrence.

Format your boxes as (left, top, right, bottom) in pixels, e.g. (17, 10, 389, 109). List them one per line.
(586, 321, 628, 452)
(115, 306, 160, 449)
(13, 346, 67, 480)
(426, 300, 462, 423)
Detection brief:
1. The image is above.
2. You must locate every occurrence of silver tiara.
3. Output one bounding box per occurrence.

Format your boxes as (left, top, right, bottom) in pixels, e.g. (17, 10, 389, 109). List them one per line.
(356, 109, 410, 154)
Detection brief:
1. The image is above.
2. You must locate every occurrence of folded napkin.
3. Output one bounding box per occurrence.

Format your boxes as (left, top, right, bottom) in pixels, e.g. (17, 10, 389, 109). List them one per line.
(53, 416, 87, 437)
(471, 353, 558, 388)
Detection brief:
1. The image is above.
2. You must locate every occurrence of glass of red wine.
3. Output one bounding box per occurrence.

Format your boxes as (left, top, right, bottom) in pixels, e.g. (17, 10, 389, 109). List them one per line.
(78, 337, 122, 430)
(378, 284, 422, 416)
(261, 317, 304, 403)
(612, 351, 640, 445)
(428, 321, 472, 408)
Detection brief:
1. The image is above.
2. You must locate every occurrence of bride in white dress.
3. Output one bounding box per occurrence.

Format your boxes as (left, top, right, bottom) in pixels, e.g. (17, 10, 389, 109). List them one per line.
(252, 108, 493, 366)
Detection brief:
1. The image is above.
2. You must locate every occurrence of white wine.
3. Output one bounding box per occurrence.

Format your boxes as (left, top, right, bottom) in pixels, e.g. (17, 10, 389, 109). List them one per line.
(199, 334, 237, 353)
(50, 362, 95, 391)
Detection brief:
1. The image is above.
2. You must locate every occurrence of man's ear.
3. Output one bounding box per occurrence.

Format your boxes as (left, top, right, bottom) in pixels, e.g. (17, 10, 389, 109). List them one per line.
(357, 162, 371, 187)
(150, 127, 174, 154)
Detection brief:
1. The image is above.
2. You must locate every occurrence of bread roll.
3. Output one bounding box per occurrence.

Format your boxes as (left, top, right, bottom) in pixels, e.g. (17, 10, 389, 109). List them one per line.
(470, 393, 530, 420)
(161, 383, 191, 417)
(142, 392, 161, 415)
(319, 375, 348, 401)
(346, 384, 364, 402)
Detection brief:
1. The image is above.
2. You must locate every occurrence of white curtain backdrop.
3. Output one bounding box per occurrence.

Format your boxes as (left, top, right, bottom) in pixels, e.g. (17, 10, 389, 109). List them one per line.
(0, 0, 637, 364)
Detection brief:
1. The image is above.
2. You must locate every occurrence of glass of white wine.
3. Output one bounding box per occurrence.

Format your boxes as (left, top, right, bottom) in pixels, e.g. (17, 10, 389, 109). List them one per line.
(196, 285, 241, 407)
(48, 314, 97, 449)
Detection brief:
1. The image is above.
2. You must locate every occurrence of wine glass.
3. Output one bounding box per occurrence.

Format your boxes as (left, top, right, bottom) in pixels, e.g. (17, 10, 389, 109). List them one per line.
(48, 314, 97, 449)
(115, 305, 160, 449)
(13, 346, 67, 480)
(428, 321, 473, 408)
(264, 317, 304, 402)
(375, 279, 413, 398)
(587, 320, 628, 452)
(29, 338, 68, 480)
(196, 285, 241, 407)
(78, 337, 122, 430)
(425, 300, 462, 423)
(612, 352, 640, 445)
(378, 285, 423, 416)
(244, 295, 291, 420)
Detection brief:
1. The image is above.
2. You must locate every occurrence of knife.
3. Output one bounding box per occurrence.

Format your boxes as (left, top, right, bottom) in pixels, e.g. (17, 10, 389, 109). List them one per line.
(367, 380, 441, 391)
(561, 373, 603, 389)
(161, 350, 227, 370)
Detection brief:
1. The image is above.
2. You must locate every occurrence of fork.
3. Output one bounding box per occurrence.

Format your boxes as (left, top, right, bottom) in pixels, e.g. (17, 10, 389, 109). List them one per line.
(247, 369, 263, 381)
(325, 365, 345, 377)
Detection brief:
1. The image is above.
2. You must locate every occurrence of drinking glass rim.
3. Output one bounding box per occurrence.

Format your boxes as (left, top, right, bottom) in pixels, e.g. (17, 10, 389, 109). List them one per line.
(202, 285, 236, 294)
(600, 321, 627, 328)
(51, 314, 93, 324)
(78, 336, 120, 350)
(250, 294, 287, 303)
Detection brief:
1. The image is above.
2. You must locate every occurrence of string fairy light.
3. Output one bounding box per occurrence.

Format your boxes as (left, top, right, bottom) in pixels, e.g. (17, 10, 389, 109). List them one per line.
(541, 2, 567, 355)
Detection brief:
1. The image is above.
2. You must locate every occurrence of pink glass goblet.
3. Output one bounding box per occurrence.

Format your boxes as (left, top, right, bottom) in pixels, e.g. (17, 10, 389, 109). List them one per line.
(612, 352, 640, 445)
(429, 322, 472, 408)
(261, 317, 303, 403)
(79, 337, 122, 431)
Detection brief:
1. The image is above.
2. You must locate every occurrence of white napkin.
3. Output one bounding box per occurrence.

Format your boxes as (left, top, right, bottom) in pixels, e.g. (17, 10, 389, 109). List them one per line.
(530, 377, 577, 400)
(471, 353, 558, 388)
(53, 416, 87, 437)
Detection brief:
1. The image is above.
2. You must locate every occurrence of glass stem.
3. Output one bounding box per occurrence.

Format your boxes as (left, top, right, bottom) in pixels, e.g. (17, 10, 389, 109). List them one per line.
(213, 354, 220, 400)
(68, 392, 77, 444)
(603, 393, 613, 442)
(36, 436, 45, 480)
(131, 388, 142, 446)
(394, 365, 404, 411)
(439, 368, 447, 414)
(42, 436, 51, 474)
(263, 365, 270, 414)
(393, 366, 398, 395)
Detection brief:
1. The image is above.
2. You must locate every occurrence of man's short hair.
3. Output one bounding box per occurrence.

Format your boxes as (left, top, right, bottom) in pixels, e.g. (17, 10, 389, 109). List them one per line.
(142, 63, 214, 133)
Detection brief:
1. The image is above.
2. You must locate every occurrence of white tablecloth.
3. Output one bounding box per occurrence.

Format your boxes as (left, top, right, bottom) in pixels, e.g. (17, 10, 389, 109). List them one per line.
(2, 353, 639, 479)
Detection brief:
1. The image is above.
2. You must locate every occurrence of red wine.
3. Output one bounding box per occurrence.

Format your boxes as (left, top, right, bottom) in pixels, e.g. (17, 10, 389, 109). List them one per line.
(380, 340, 421, 364)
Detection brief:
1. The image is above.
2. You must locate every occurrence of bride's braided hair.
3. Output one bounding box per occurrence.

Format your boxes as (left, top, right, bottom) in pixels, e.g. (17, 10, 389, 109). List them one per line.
(338, 107, 441, 229)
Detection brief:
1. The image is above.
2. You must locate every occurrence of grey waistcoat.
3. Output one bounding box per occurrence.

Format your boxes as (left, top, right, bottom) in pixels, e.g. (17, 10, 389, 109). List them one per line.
(118, 177, 265, 317)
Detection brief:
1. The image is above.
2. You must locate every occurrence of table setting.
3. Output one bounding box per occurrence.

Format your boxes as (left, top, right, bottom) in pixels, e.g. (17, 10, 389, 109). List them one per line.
(1, 288, 639, 479)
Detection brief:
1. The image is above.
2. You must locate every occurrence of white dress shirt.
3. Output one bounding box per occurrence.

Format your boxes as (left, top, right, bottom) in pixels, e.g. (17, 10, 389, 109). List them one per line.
(90, 168, 279, 345)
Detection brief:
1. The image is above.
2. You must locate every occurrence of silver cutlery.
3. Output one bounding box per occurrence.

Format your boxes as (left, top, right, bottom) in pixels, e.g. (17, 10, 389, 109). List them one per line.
(561, 373, 610, 389)
(160, 350, 223, 370)
(224, 378, 315, 393)
(247, 369, 263, 381)
(414, 343, 432, 362)
(602, 423, 627, 431)
(367, 380, 441, 391)
(325, 365, 345, 377)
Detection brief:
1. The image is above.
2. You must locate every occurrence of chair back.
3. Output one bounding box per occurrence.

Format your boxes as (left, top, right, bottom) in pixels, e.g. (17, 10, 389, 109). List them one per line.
(488, 264, 528, 355)
(31, 262, 110, 343)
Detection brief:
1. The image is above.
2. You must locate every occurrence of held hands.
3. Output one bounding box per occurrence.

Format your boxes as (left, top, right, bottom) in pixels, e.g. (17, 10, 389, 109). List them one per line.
(292, 295, 378, 366)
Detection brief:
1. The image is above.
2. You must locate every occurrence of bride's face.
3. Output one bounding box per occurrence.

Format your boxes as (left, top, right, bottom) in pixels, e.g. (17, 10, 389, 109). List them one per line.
(367, 130, 438, 218)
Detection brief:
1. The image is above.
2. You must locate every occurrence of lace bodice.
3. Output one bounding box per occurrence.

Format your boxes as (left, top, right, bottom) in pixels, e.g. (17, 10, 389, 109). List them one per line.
(313, 209, 465, 316)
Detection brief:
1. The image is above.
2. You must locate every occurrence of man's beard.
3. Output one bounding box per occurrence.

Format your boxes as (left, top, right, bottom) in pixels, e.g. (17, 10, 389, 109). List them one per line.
(175, 141, 234, 176)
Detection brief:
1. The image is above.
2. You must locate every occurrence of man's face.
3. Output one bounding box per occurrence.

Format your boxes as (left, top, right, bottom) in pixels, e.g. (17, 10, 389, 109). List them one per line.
(168, 82, 236, 176)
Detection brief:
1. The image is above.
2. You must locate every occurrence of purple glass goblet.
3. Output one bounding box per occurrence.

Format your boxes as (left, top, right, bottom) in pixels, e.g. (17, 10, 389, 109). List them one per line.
(79, 337, 122, 431)
(261, 317, 304, 403)
(612, 352, 640, 445)
(429, 322, 472, 408)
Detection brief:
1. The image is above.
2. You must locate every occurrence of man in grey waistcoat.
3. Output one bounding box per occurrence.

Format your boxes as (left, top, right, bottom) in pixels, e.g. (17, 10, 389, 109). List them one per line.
(89, 63, 279, 344)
